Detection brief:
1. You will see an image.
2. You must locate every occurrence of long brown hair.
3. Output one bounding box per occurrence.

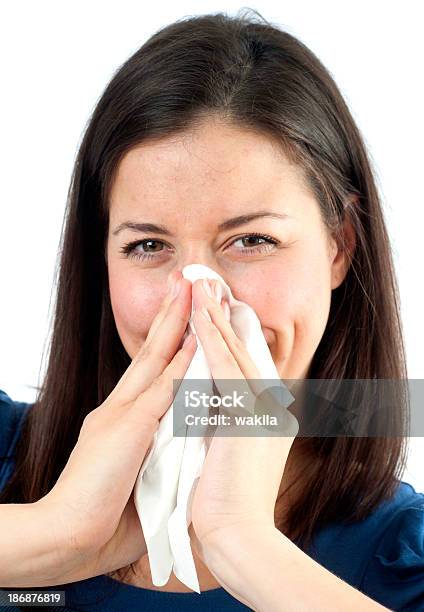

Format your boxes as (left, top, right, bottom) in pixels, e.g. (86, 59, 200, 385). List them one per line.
(1, 7, 408, 580)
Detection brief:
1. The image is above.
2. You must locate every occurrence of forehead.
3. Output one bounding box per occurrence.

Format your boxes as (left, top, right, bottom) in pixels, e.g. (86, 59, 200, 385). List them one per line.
(108, 120, 312, 222)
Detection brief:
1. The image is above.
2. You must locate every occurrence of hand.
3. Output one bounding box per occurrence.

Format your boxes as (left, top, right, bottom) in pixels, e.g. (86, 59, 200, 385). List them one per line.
(38, 270, 198, 584)
(188, 278, 299, 552)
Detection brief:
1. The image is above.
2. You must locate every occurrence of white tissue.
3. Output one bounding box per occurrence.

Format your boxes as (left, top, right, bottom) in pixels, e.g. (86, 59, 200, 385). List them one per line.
(133, 264, 293, 593)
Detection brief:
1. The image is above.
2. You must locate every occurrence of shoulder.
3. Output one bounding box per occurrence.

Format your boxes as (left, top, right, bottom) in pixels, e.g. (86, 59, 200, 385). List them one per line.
(306, 480, 424, 610)
(360, 481, 424, 611)
(0, 388, 33, 491)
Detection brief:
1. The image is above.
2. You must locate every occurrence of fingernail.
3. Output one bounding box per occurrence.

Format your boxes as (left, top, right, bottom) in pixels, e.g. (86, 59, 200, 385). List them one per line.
(202, 278, 213, 298)
(222, 299, 231, 320)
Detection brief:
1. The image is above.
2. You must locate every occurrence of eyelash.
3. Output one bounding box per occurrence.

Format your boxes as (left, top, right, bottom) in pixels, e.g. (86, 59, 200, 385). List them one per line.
(119, 233, 280, 262)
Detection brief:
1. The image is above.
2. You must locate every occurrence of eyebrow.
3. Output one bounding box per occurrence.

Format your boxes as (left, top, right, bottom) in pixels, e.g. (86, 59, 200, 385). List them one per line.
(112, 211, 292, 237)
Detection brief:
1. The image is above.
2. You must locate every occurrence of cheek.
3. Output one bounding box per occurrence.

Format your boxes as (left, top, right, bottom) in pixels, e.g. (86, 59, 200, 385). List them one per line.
(108, 267, 166, 355)
(230, 253, 332, 346)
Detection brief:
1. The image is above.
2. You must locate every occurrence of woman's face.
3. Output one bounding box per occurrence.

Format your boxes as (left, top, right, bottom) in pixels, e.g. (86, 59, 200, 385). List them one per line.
(106, 119, 352, 380)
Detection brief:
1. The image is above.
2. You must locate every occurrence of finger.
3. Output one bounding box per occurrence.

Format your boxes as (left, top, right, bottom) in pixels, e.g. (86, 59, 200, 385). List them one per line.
(108, 277, 193, 405)
(144, 270, 184, 342)
(210, 279, 277, 399)
(192, 279, 265, 400)
(191, 280, 255, 412)
(204, 279, 262, 381)
(129, 332, 197, 425)
(191, 285, 243, 380)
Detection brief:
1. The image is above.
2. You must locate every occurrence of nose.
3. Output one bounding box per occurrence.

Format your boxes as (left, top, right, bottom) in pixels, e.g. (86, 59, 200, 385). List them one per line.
(180, 267, 231, 298)
(171, 241, 220, 272)
(171, 253, 229, 285)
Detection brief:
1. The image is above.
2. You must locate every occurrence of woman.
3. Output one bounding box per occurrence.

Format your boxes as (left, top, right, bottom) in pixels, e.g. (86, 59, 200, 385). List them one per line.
(1, 8, 423, 611)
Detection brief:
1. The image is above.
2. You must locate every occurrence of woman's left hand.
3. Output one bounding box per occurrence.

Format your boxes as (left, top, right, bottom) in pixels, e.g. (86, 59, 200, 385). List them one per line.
(188, 278, 299, 557)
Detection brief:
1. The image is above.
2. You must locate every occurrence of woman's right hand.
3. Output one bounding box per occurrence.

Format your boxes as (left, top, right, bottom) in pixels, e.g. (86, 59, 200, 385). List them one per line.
(38, 270, 197, 583)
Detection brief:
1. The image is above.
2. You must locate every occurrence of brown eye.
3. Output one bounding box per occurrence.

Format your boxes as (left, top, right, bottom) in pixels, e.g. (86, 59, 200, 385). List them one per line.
(139, 239, 164, 252)
(230, 233, 278, 255)
(119, 239, 168, 261)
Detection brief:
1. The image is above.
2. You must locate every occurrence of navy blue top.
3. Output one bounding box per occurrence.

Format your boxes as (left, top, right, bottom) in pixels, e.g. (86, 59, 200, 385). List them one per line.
(1, 387, 423, 611)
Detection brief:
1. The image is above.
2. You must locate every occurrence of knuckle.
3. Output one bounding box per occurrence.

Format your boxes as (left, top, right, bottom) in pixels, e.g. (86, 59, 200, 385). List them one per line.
(151, 373, 163, 387)
(152, 374, 175, 403)
(135, 344, 169, 370)
(151, 373, 168, 392)
(155, 350, 172, 370)
(135, 343, 151, 362)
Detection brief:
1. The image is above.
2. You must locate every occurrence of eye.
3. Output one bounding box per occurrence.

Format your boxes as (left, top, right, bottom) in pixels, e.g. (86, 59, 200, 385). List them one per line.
(229, 233, 279, 256)
(119, 233, 280, 262)
(119, 239, 169, 261)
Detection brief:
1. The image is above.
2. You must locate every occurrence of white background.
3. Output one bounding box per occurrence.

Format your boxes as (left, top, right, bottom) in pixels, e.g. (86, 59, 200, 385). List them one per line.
(1, 1, 423, 490)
